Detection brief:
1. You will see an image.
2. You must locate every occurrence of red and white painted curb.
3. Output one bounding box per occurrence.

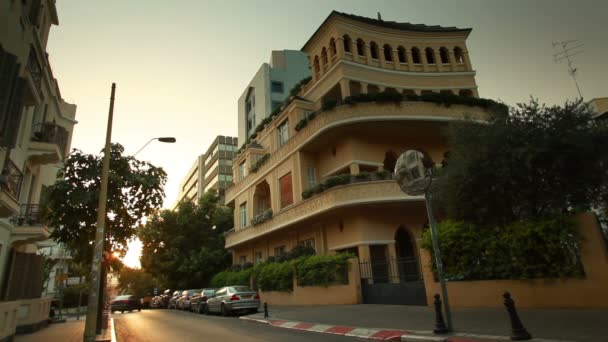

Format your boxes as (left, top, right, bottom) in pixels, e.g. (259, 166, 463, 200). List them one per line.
(239, 316, 463, 341)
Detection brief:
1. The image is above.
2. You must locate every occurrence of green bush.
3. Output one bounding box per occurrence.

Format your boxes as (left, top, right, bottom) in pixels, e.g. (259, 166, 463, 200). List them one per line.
(289, 76, 312, 98)
(250, 153, 270, 173)
(295, 254, 352, 287)
(210, 268, 252, 288)
(257, 261, 294, 292)
(251, 209, 273, 225)
(323, 174, 351, 189)
(421, 216, 584, 280)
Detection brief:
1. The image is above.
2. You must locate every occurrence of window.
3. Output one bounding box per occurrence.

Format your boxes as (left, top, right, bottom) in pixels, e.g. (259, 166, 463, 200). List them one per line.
(321, 47, 328, 66)
(279, 172, 293, 208)
(239, 256, 247, 265)
(300, 239, 315, 250)
(204, 160, 218, 179)
(277, 120, 289, 148)
(255, 251, 263, 264)
(454, 47, 464, 64)
(238, 161, 247, 180)
(274, 246, 286, 256)
(219, 174, 233, 182)
(343, 34, 352, 53)
(356, 39, 365, 56)
(398, 46, 407, 63)
(271, 81, 284, 93)
(307, 166, 316, 189)
(219, 159, 232, 166)
(383, 44, 393, 62)
(272, 101, 283, 111)
(239, 202, 248, 227)
(313, 56, 320, 77)
(329, 38, 336, 58)
(425, 48, 435, 64)
(439, 47, 449, 64)
(246, 88, 255, 137)
(411, 47, 421, 64)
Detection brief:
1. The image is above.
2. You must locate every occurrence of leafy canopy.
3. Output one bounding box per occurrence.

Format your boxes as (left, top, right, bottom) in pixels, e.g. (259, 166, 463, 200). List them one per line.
(46, 143, 167, 268)
(117, 267, 157, 297)
(433, 99, 608, 226)
(138, 191, 233, 289)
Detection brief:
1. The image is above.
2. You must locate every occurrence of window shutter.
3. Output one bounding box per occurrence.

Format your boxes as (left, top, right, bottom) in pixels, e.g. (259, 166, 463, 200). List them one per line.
(280, 173, 293, 208)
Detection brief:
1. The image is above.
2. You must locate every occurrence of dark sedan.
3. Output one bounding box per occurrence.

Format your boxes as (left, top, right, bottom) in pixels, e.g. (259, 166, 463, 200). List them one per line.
(110, 295, 142, 313)
(190, 288, 216, 313)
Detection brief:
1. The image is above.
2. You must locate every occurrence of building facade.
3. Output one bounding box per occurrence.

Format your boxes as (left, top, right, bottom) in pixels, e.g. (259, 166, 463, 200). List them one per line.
(0, 0, 77, 336)
(175, 135, 238, 207)
(224, 11, 494, 305)
(237, 50, 310, 144)
(589, 97, 608, 121)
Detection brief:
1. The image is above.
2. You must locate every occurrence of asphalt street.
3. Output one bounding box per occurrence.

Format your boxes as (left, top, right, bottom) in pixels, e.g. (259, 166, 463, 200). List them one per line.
(113, 308, 358, 342)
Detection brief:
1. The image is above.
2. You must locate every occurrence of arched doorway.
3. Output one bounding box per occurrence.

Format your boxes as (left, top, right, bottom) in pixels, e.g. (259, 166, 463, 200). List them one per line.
(394, 226, 419, 281)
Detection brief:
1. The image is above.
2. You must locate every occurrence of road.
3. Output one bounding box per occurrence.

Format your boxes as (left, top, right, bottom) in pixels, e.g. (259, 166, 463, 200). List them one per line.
(114, 309, 358, 342)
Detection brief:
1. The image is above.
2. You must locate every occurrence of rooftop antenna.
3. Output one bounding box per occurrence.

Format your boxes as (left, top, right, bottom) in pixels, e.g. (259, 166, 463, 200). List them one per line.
(377, 12, 382, 21)
(552, 40, 584, 99)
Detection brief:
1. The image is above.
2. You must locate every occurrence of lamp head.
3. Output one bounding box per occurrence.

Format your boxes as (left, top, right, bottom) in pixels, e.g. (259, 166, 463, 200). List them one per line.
(157, 137, 176, 143)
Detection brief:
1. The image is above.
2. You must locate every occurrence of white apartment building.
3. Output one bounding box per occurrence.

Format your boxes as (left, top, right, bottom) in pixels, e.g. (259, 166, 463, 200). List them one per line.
(237, 50, 310, 144)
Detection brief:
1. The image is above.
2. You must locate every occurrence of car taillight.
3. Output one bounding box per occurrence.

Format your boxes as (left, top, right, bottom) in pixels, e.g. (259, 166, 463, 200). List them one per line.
(230, 294, 240, 301)
(254, 293, 260, 300)
(122, 300, 129, 304)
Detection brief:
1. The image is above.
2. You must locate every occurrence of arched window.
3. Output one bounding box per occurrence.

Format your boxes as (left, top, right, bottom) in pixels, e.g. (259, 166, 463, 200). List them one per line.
(397, 46, 407, 63)
(343, 34, 352, 53)
(454, 47, 464, 63)
(370, 41, 379, 59)
(329, 38, 337, 59)
(411, 47, 421, 64)
(459, 89, 473, 97)
(383, 44, 393, 62)
(313, 56, 320, 77)
(356, 39, 366, 56)
(383, 150, 398, 173)
(439, 47, 449, 64)
(321, 47, 328, 66)
(425, 47, 435, 64)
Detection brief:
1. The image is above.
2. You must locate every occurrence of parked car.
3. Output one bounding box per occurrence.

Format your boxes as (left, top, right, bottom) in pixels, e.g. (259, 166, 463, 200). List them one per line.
(110, 295, 142, 313)
(176, 289, 201, 311)
(150, 296, 163, 309)
(160, 289, 172, 308)
(168, 290, 181, 309)
(141, 294, 153, 309)
(205, 286, 259, 316)
(190, 288, 216, 313)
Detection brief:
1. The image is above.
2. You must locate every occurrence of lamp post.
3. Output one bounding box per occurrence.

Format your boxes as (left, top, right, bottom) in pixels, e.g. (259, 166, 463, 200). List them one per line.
(395, 150, 453, 331)
(133, 137, 176, 157)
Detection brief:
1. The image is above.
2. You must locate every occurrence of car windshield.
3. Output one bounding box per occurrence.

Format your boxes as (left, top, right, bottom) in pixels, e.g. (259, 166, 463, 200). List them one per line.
(115, 295, 131, 300)
(203, 290, 215, 296)
(188, 289, 200, 295)
(230, 286, 252, 293)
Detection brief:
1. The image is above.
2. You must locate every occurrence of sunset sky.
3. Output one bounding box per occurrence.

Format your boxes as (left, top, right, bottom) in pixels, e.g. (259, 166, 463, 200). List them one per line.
(46, 0, 607, 267)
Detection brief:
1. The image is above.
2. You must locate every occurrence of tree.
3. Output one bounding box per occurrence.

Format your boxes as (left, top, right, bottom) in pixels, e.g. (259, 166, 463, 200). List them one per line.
(117, 267, 156, 297)
(433, 99, 608, 226)
(45, 143, 167, 269)
(139, 190, 233, 289)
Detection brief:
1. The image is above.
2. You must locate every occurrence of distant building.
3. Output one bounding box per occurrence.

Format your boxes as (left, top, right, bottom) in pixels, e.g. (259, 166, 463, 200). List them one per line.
(237, 50, 310, 144)
(589, 97, 608, 121)
(174, 136, 238, 207)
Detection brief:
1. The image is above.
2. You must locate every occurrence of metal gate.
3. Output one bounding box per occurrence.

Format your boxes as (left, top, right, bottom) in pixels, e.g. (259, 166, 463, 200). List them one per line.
(359, 257, 427, 305)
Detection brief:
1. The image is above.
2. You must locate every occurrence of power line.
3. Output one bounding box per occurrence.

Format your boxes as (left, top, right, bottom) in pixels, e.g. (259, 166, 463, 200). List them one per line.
(552, 40, 584, 99)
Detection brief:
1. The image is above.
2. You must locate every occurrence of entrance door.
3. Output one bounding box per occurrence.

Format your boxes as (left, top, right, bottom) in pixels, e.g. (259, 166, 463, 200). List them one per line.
(369, 245, 389, 283)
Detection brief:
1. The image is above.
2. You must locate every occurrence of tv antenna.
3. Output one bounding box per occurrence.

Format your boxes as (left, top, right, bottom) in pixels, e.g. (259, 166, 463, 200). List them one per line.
(552, 40, 584, 99)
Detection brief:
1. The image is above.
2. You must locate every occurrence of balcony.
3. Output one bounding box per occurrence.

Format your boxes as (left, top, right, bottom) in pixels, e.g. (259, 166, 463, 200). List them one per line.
(10, 204, 51, 244)
(225, 100, 491, 203)
(0, 160, 23, 217)
(28, 122, 68, 165)
(225, 180, 423, 248)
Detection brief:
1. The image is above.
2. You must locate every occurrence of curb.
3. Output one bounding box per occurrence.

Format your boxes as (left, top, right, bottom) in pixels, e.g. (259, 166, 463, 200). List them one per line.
(110, 317, 117, 342)
(240, 316, 440, 341)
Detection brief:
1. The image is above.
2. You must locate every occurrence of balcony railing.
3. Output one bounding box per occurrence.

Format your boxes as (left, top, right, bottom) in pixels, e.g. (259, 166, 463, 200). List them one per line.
(13, 204, 46, 226)
(31, 122, 68, 154)
(0, 160, 23, 199)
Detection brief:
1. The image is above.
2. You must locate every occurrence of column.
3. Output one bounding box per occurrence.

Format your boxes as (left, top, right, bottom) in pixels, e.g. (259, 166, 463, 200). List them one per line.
(379, 50, 387, 69)
(310, 56, 318, 83)
(360, 82, 369, 94)
(392, 49, 400, 70)
(463, 51, 473, 71)
(421, 50, 428, 72)
(434, 50, 443, 71)
(339, 79, 351, 99)
(449, 51, 457, 71)
(320, 55, 327, 75)
(349, 163, 360, 175)
(387, 243, 399, 283)
(336, 37, 345, 59)
(365, 44, 372, 65)
(405, 50, 413, 71)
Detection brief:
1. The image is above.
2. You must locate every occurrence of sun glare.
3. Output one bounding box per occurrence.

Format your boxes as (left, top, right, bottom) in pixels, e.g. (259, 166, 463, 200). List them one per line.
(122, 239, 142, 268)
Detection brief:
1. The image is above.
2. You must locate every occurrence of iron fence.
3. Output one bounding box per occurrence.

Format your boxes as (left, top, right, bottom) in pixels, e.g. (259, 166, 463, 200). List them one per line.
(360, 257, 421, 284)
(0, 160, 23, 199)
(31, 122, 68, 154)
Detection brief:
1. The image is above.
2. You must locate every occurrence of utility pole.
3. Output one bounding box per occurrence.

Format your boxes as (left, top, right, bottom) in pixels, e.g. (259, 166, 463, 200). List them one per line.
(83, 83, 116, 342)
(552, 40, 584, 99)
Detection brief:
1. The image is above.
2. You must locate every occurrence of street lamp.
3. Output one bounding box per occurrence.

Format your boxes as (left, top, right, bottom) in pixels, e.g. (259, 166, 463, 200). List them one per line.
(133, 137, 176, 156)
(395, 150, 453, 331)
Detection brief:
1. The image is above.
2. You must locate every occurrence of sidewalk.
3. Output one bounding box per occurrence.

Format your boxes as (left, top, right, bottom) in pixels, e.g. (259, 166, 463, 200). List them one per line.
(241, 305, 608, 342)
(15, 319, 114, 342)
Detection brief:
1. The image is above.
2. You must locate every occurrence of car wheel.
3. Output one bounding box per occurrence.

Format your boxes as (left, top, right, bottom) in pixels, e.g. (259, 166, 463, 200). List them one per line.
(138, 308, 141, 312)
(220, 304, 229, 317)
(198, 304, 203, 314)
(250, 308, 259, 314)
(203, 304, 210, 315)
(121, 310, 125, 313)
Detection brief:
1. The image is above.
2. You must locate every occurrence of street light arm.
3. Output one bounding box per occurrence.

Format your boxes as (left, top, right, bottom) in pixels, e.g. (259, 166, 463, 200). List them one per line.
(133, 137, 176, 157)
(133, 138, 156, 157)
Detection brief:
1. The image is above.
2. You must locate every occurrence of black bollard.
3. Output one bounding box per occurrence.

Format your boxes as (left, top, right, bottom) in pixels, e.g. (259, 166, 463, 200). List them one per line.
(433, 293, 448, 334)
(503, 292, 532, 340)
(263, 302, 269, 318)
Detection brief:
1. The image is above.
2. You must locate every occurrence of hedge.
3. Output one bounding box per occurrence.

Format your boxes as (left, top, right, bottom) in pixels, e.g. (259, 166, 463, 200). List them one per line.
(249, 153, 270, 173)
(302, 171, 392, 200)
(421, 216, 584, 280)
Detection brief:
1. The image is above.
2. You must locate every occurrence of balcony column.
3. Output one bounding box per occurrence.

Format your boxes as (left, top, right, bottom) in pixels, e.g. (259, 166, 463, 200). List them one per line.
(387, 242, 400, 283)
(449, 50, 457, 71)
(421, 51, 428, 72)
(339, 79, 351, 100)
(377, 86, 386, 92)
(471, 88, 480, 98)
(434, 50, 443, 71)
(405, 50, 413, 71)
(379, 51, 387, 69)
(310, 56, 318, 83)
(320, 54, 327, 75)
(336, 37, 345, 59)
(392, 49, 400, 70)
(360, 82, 369, 94)
(365, 44, 372, 65)
(349, 163, 360, 175)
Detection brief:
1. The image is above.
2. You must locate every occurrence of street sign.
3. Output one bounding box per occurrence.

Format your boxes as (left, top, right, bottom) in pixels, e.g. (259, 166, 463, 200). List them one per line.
(67, 277, 82, 285)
